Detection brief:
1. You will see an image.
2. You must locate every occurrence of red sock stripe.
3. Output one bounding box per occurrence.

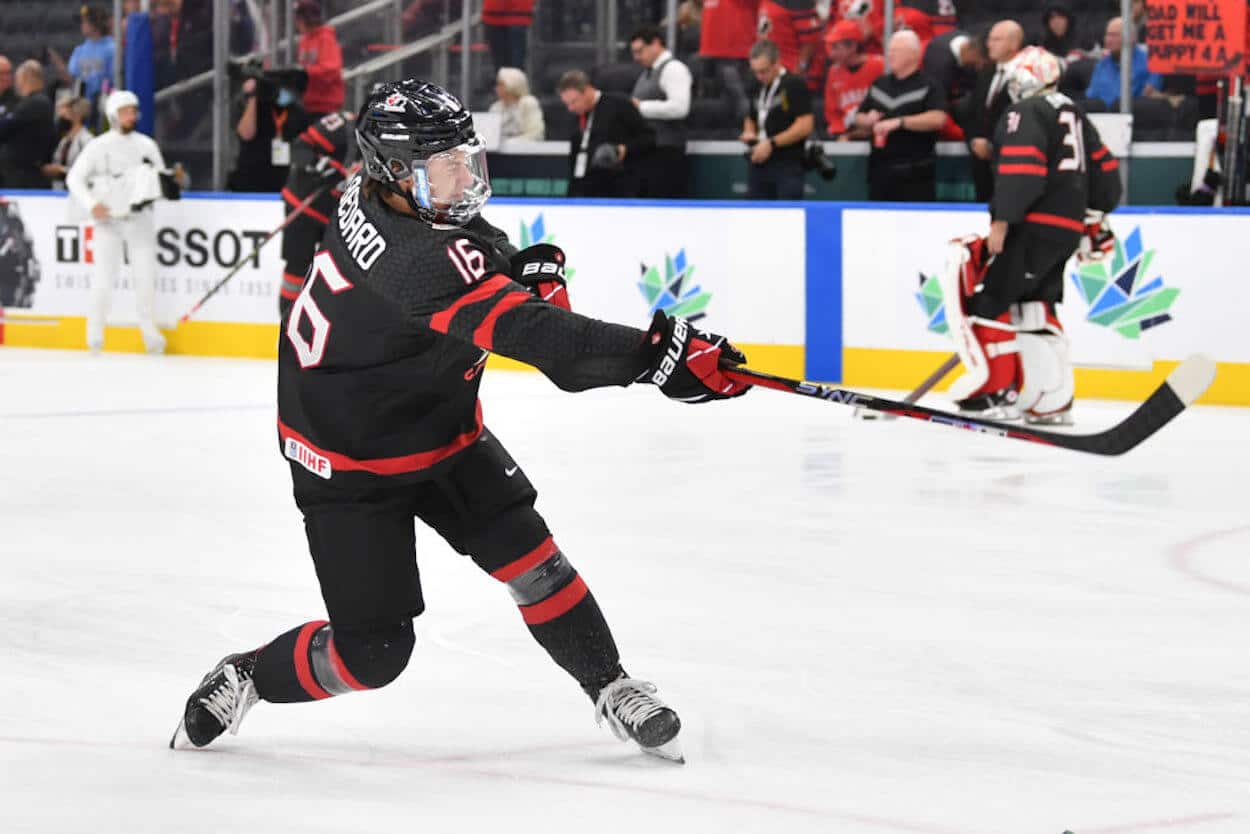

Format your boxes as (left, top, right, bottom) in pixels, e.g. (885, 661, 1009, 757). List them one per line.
(472, 291, 531, 350)
(429, 275, 511, 334)
(294, 620, 332, 700)
(327, 636, 370, 691)
(520, 575, 589, 625)
(280, 285, 302, 300)
(491, 536, 559, 583)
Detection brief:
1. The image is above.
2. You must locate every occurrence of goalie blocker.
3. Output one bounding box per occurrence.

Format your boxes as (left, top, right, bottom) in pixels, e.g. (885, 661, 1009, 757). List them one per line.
(943, 46, 1122, 425)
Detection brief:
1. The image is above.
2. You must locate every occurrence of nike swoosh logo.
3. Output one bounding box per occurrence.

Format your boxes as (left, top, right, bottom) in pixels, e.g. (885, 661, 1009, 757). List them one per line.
(505, 466, 518, 477)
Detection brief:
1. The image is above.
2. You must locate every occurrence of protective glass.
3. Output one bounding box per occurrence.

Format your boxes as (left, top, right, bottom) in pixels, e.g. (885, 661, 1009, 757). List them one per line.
(389, 136, 491, 224)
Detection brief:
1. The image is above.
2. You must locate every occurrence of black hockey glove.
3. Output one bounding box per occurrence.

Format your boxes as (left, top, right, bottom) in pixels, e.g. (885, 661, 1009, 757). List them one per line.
(510, 243, 570, 311)
(639, 311, 751, 403)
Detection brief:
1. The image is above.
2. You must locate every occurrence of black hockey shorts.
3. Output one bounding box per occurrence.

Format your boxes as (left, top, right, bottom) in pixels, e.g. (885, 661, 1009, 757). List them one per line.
(969, 226, 1081, 320)
(290, 427, 551, 627)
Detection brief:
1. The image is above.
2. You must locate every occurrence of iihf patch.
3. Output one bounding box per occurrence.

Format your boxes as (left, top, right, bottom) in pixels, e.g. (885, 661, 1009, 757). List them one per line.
(285, 437, 332, 479)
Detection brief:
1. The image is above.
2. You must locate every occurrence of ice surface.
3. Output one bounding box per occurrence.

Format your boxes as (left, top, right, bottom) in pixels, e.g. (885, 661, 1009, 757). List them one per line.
(1, 348, 1247, 834)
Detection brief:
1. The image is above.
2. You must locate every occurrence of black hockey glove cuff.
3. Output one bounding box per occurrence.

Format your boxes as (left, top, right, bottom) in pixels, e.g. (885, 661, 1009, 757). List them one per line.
(638, 311, 750, 403)
(510, 244, 570, 311)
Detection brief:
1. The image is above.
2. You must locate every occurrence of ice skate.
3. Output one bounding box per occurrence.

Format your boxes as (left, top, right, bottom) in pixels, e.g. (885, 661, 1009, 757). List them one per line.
(955, 388, 1021, 421)
(1024, 401, 1074, 426)
(594, 676, 684, 763)
(169, 652, 259, 749)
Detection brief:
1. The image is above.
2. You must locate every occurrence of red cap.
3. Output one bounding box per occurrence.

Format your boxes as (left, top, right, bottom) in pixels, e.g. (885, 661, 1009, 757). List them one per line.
(828, 19, 864, 44)
(893, 6, 934, 43)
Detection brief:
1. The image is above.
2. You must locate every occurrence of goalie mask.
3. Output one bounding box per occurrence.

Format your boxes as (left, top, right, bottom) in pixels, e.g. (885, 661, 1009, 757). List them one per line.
(1003, 46, 1062, 102)
(356, 80, 491, 226)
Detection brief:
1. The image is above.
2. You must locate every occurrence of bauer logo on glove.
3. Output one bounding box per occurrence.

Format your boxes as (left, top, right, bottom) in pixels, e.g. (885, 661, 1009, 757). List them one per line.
(510, 243, 570, 311)
(641, 311, 750, 403)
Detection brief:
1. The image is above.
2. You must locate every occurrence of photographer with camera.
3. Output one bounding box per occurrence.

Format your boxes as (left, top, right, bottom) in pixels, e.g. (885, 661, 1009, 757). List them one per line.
(227, 63, 311, 193)
(739, 40, 814, 200)
(855, 30, 947, 202)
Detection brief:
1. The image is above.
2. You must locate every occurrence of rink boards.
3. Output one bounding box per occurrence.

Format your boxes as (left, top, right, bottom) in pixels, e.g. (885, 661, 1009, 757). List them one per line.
(1, 191, 1246, 404)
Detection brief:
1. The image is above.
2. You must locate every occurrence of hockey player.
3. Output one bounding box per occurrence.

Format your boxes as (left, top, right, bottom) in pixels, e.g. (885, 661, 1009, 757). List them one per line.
(942, 46, 1121, 424)
(66, 90, 171, 355)
(277, 109, 354, 315)
(171, 80, 752, 763)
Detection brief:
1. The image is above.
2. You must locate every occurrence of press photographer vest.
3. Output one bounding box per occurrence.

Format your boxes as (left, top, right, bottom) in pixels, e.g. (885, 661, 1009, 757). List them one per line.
(631, 56, 688, 149)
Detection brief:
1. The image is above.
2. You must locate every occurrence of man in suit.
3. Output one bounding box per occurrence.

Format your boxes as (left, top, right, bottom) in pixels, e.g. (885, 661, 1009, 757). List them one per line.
(0, 62, 56, 190)
(557, 70, 656, 198)
(965, 20, 1023, 202)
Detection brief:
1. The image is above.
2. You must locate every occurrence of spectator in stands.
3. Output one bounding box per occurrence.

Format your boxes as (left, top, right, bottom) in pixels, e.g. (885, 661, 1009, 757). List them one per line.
(903, 0, 957, 36)
(491, 67, 545, 141)
(824, 20, 885, 139)
(1131, 0, 1148, 43)
(740, 39, 813, 200)
(42, 97, 94, 191)
(228, 75, 311, 193)
(894, 5, 935, 53)
(757, 0, 823, 91)
(630, 25, 693, 198)
(1085, 17, 1161, 110)
(840, 0, 885, 56)
(966, 19, 1023, 201)
(1039, 5, 1080, 61)
(0, 57, 15, 117)
(483, 0, 534, 73)
(923, 29, 984, 114)
(557, 70, 655, 198)
(856, 30, 945, 202)
(0, 62, 56, 190)
(295, 0, 344, 119)
(698, 0, 758, 123)
(151, 0, 181, 87)
(674, 0, 704, 60)
(70, 5, 116, 121)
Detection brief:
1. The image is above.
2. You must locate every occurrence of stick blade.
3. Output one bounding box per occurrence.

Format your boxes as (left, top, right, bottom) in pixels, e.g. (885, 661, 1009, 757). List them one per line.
(1165, 354, 1217, 406)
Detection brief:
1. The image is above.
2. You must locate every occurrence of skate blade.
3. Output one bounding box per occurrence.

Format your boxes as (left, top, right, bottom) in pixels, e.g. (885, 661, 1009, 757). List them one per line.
(641, 737, 685, 764)
(1024, 411, 1074, 426)
(169, 718, 190, 750)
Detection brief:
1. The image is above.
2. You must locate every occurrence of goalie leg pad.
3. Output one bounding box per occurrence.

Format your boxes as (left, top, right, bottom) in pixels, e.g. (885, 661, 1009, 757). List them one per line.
(1013, 302, 1074, 419)
(939, 237, 1021, 403)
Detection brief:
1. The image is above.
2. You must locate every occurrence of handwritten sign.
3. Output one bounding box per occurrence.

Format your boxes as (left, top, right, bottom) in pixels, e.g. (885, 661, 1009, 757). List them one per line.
(1145, 0, 1246, 73)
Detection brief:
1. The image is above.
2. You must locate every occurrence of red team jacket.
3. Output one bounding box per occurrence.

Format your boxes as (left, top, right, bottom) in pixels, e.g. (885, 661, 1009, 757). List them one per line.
(482, 0, 535, 26)
(824, 54, 885, 134)
(758, 0, 824, 88)
(700, 0, 760, 59)
(298, 25, 345, 114)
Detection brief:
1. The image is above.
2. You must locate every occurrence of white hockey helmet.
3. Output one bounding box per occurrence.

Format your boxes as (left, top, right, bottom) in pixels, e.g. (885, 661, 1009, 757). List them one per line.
(1003, 46, 1062, 102)
(105, 89, 141, 125)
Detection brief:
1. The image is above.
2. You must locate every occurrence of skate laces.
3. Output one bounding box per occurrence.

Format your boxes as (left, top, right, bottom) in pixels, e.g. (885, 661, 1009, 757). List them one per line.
(594, 678, 667, 742)
(198, 663, 259, 736)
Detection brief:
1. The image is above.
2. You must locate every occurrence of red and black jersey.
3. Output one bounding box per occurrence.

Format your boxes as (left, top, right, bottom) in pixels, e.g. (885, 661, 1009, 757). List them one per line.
(277, 175, 651, 487)
(991, 94, 1122, 233)
(758, 0, 823, 75)
(282, 110, 355, 227)
(824, 54, 885, 135)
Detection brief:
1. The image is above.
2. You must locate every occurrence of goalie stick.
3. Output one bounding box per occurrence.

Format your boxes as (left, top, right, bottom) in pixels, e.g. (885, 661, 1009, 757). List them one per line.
(722, 354, 1216, 456)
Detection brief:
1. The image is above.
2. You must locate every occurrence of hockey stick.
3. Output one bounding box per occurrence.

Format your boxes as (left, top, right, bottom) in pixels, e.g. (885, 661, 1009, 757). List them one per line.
(854, 353, 960, 421)
(177, 163, 360, 323)
(722, 354, 1216, 456)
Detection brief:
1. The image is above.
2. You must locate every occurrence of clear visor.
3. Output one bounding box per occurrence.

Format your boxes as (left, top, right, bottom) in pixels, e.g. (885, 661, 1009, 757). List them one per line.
(390, 136, 491, 224)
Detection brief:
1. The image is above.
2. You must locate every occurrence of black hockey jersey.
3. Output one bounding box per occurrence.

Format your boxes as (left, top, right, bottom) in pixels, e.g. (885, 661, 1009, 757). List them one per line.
(276, 174, 652, 486)
(990, 93, 1122, 233)
(281, 110, 355, 226)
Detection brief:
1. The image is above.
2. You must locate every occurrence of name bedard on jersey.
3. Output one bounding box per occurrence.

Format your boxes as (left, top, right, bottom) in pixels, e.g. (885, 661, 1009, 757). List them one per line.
(335, 175, 387, 270)
(277, 173, 652, 485)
